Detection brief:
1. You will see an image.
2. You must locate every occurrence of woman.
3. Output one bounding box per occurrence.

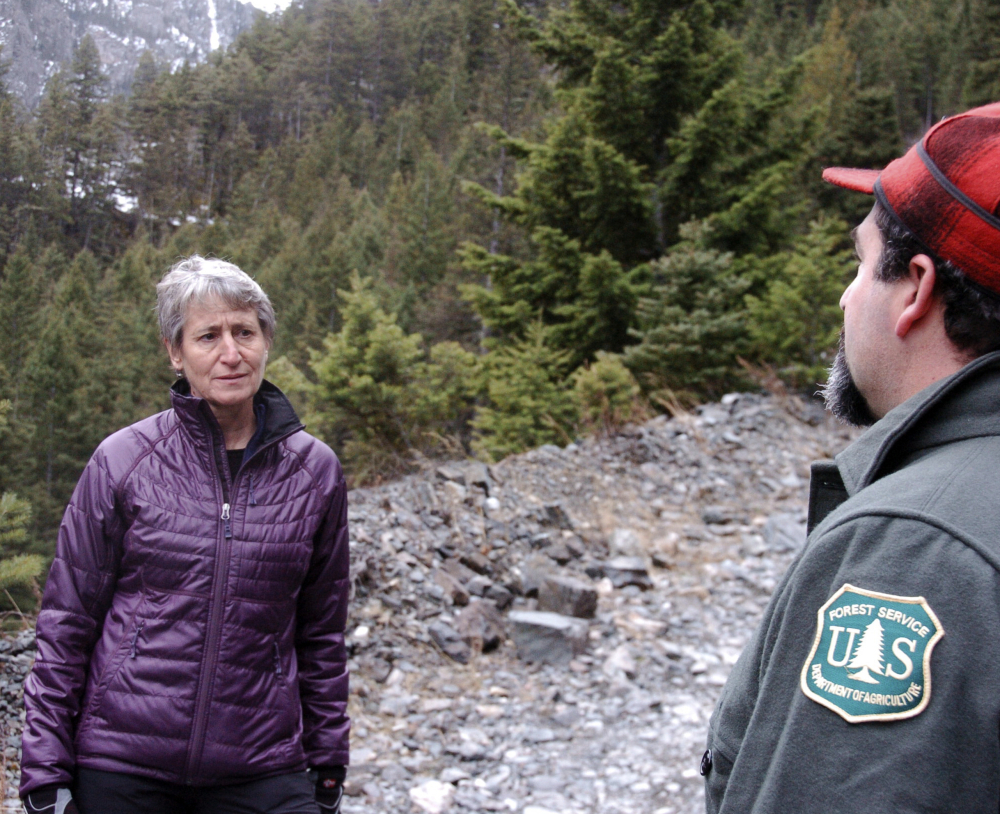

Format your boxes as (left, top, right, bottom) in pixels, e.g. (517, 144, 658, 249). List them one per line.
(19, 257, 350, 814)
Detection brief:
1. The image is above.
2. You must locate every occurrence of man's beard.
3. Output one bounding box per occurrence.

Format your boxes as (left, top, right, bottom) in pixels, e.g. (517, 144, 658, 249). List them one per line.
(821, 330, 878, 427)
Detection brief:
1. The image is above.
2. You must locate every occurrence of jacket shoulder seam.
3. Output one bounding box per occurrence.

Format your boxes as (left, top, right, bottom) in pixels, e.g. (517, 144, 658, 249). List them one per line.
(820, 507, 1000, 574)
(118, 419, 182, 497)
(281, 440, 342, 494)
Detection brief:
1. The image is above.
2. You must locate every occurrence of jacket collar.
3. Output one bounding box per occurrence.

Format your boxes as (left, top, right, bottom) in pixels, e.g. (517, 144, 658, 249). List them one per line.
(170, 379, 304, 457)
(836, 349, 1000, 496)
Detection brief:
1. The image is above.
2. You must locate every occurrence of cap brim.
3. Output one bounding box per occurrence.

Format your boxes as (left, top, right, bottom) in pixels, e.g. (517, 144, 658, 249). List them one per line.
(822, 167, 880, 194)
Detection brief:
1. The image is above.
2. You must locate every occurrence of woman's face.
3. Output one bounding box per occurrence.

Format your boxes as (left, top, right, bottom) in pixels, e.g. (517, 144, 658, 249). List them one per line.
(167, 299, 268, 415)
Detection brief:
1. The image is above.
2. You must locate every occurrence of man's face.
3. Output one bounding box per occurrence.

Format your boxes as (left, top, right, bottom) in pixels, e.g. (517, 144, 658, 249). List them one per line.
(823, 208, 895, 426)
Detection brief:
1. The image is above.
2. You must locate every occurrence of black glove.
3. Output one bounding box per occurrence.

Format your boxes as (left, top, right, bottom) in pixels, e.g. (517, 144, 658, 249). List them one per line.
(311, 766, 346, 814)
(23, 787, 80, 814)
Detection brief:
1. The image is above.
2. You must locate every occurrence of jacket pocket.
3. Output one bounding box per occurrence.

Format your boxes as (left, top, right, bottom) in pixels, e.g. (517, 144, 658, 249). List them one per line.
(84, 595, 146, 721)
(271, 635, 299, 741)
(703, 725, 736, 814)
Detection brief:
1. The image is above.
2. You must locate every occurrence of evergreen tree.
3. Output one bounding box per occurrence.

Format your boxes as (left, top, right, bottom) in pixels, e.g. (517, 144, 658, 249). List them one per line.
(0, 403, 44, 617)
(0, 485, 43, 614)
(0, 246, 45, 407)
(472, 322, 578, 461)
(624, 222, 749, 402)
(959, 0, 1000, 108)
(22, 254, 104, 532)
(36, 36, 124, 254)
(306, 272, 478, 481)
(0, 51, 40, 265)
(745, 216, 853, 387)
(574, 352, 644, 434)
(464, 0, 809, 373)
(462, 225, 647, 369)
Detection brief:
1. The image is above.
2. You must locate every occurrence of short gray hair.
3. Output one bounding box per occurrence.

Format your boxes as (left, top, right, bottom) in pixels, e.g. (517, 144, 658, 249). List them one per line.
(156, 256, 276, 348)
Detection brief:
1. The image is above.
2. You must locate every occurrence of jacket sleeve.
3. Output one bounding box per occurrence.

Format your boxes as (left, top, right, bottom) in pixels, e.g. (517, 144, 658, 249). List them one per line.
(708, 513, 1000, 813)
(295, 460, 350, 767)
(20, 445, 125, 796)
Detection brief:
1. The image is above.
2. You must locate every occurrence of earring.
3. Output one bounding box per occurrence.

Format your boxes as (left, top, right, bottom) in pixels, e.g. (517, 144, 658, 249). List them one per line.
(175, 369, 184, 378)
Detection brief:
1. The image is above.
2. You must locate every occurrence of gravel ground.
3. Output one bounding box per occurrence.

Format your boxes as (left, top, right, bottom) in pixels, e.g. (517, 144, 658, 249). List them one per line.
(1, 392, 859, 814)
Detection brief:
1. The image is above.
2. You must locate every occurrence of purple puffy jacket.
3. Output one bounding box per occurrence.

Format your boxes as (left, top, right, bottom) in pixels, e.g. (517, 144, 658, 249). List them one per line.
(19, 380, 350, 795)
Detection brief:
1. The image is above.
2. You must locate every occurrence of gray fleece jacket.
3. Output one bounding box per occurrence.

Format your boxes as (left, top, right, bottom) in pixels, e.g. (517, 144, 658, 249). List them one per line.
(706, 350, 1000, 813)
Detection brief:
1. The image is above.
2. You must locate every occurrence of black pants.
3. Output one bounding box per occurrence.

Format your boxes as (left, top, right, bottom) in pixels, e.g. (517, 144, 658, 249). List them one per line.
(74, 768, 320, 814)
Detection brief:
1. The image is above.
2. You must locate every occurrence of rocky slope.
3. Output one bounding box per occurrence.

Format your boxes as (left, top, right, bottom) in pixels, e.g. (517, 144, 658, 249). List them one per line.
(0, 0, 255, 105)
(0, 391, 858, 813)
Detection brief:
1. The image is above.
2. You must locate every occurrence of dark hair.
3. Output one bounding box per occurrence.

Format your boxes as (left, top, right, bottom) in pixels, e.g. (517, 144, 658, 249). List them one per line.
(873, 203, 1000, 358)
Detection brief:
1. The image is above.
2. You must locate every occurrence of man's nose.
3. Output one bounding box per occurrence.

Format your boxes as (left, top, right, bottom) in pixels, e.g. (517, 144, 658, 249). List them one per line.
(840, 280, 853, 311)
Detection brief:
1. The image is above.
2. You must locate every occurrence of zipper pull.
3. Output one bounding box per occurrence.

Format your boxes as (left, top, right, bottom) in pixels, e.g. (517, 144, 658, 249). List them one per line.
(222, 503, 232, 539)
(129, 621, 145, 659)
(273, 640, 282, 677)
(249, 474, 257, 507)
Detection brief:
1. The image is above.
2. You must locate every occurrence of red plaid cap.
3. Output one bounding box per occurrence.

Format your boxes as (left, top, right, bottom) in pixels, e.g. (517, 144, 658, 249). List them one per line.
(823, 101, 1000, 294)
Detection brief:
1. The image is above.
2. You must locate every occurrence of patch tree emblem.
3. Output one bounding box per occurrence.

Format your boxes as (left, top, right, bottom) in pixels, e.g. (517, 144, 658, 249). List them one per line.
(800, 584, 944, 723)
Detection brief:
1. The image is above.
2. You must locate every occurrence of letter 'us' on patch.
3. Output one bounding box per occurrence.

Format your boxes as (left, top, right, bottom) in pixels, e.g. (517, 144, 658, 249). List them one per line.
(800, 583, 943, 723)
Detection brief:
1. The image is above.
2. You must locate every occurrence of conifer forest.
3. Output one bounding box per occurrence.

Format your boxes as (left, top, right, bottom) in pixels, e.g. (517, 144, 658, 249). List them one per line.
(0, 0, 997, 612)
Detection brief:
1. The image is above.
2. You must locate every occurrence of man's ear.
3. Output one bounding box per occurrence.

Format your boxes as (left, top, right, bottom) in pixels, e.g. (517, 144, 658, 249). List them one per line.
(895, 255, 938, 338)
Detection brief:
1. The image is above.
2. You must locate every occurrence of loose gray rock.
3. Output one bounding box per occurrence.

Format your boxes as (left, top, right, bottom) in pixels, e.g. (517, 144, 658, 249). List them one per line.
(537, 574, 598, 619)
(484, 583, 514, 610)
(764, 513, 807, 553)
(508, 610, 589, 664)
(432, 570, 469, 606)
(542, 503, 573, 530)
(611, 528, 643, 556)
(428, 621, 471, 664)
(602, 556, 654, 590)
(465, 575, 493, 597)
(519, 556, 555, 597)
(455, 600, 505, 654)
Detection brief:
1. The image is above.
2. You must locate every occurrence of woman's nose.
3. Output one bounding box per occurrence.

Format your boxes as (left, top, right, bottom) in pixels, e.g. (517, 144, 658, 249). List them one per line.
(219, 334, 241, 364)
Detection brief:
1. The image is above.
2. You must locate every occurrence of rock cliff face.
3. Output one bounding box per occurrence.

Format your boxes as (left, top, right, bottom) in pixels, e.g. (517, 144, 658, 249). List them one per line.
(0, 0, 255, 105)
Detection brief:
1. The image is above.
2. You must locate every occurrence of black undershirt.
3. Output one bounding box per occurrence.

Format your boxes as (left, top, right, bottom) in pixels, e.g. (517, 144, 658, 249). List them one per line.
(227, 448, 245, 477)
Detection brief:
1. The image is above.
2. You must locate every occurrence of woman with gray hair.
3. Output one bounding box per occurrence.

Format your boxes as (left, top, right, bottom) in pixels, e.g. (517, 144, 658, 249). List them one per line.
(19, 256, 350, 814)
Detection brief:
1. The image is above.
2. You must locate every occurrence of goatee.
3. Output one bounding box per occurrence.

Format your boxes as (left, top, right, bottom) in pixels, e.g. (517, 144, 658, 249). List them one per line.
(821, 330, 877, 427)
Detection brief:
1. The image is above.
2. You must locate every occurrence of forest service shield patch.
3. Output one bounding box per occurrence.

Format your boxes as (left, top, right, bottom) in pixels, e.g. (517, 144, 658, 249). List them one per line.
(800, 584, 944, 723)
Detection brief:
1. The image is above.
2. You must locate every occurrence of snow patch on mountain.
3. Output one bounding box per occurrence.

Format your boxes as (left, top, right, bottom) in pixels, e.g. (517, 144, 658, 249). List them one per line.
(0, 0, 257, 106)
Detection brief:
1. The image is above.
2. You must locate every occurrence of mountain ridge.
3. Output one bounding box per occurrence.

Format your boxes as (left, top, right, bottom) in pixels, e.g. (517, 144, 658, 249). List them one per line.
(0, 0, 256, 106)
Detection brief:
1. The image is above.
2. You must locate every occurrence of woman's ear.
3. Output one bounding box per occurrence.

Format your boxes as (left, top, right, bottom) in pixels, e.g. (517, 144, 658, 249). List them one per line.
(165, 338, 183, 374)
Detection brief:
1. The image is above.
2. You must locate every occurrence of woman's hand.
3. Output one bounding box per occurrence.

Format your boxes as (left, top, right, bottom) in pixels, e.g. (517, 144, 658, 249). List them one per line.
(311, 767, 346, 814)
(24, 787, 80, 814)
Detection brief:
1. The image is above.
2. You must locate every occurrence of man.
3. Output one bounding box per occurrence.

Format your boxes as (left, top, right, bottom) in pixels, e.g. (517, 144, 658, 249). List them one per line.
(704, 101, 1000, 812)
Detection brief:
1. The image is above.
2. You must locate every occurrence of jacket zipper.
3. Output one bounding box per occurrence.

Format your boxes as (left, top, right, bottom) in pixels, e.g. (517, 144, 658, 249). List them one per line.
(185, 430, 234, 782)
(184, 417, 303, 783)
(273, 639, 283, 678)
